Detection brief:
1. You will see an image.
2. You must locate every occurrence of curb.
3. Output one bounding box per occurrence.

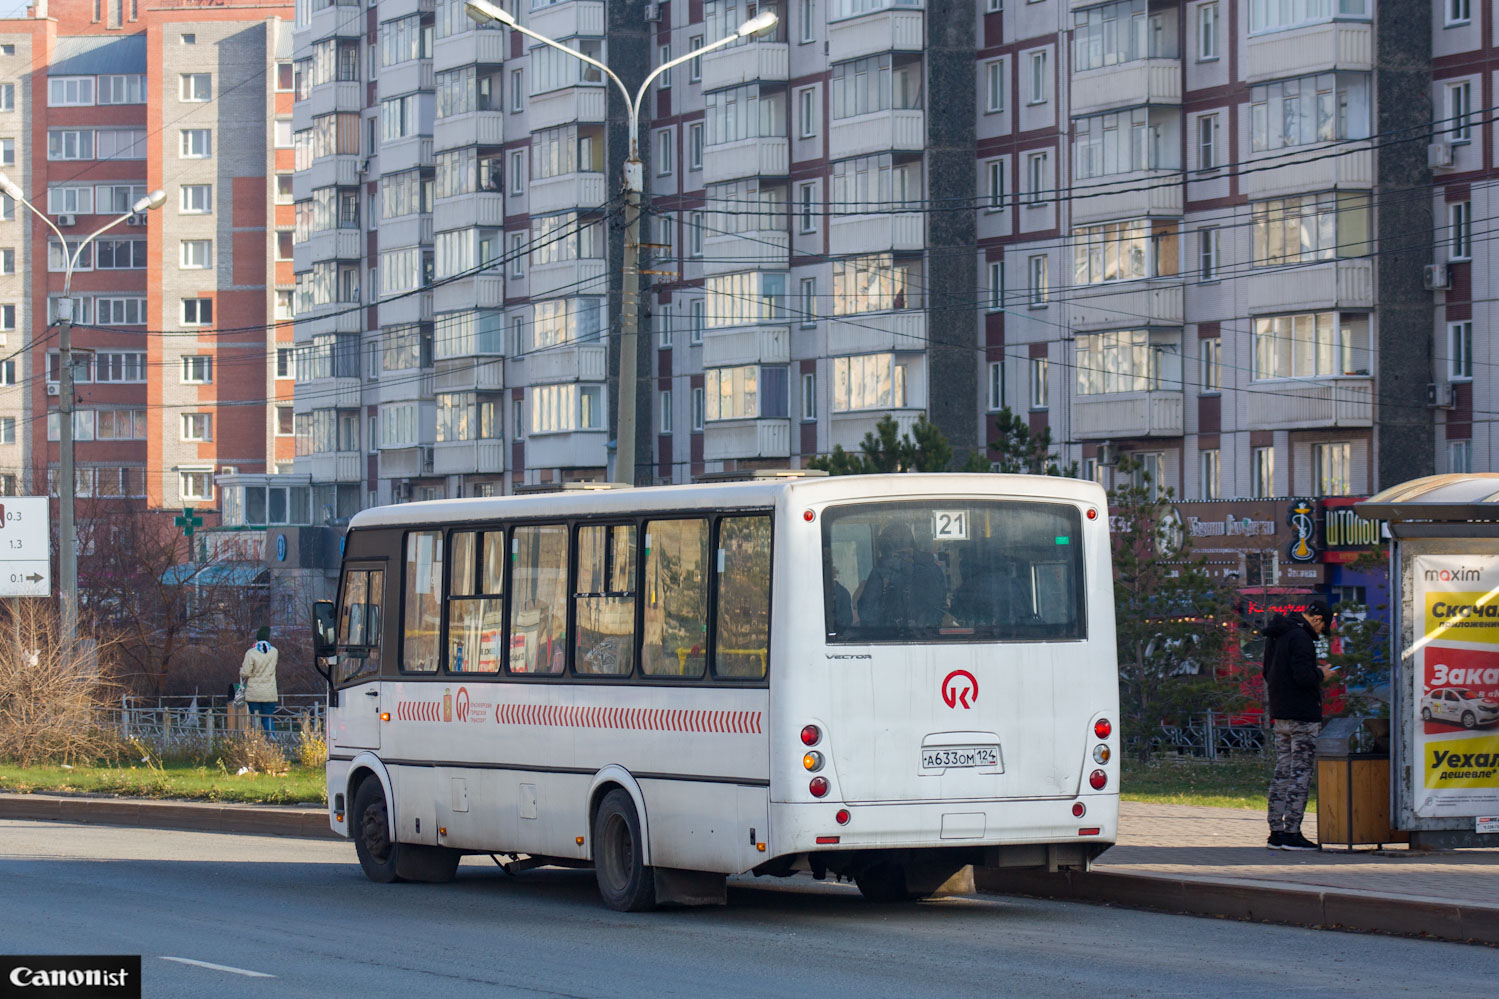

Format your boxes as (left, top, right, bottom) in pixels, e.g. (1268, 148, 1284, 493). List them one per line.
(0, 792, 339, 840)
(974, 868, 1499, 947)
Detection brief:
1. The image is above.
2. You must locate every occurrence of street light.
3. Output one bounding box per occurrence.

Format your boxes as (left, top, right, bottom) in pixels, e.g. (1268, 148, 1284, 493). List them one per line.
(0, 170, 165, 650)
(464, 0, 777, 484)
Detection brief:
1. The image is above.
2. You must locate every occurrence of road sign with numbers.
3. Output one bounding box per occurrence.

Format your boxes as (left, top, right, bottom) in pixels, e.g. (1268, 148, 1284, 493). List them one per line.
(0, 497, 51, 596)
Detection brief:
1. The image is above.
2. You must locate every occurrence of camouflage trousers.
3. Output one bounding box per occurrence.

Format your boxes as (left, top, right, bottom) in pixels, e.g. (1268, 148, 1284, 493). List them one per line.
(1268, 719, 1322, 834)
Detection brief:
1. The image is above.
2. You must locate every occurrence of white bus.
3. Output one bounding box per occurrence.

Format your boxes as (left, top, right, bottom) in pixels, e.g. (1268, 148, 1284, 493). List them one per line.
(314, 473, 1119, 910)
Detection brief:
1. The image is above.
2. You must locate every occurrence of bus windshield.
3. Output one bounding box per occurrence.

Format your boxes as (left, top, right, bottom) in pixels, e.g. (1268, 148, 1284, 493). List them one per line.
(822, 500, 1086, 644)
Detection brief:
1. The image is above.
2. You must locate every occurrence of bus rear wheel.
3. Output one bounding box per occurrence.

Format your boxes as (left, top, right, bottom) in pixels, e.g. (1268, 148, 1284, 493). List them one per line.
(352, 779, 459, 884)
(593, 789, 657, 912)
(856, 863, 915, 903)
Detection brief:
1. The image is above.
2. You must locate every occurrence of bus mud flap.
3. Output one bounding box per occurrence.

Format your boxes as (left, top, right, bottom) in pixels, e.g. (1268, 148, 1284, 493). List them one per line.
(653, 868, 727, 906)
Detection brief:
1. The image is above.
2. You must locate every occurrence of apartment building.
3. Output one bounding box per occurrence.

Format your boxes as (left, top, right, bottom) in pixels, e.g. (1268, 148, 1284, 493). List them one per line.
(286, 0, 1481, 511)
(0, 0, 293, 528)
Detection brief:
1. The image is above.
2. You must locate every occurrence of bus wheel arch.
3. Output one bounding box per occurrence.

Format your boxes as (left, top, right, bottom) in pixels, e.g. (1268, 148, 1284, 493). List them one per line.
(346, 753, 396, 843)
(587, 766, 652, 867)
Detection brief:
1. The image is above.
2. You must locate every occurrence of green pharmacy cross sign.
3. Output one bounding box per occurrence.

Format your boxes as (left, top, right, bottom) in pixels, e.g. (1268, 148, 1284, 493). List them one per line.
(174, 506, 204, 538)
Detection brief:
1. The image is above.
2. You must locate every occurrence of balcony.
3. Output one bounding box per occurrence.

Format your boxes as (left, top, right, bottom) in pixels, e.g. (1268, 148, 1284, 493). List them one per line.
(1244, 144, 1372, 199)
(378, 214, 433, 249)
(828, 409, 921, 453)
(434, 274, 505, 313)
(379, 60, 435, 102)
(308, 450, 362, 483)
(305, 1, 363, 44)
(378, 291, 434, 326)
(1070, 60, 1181, 117)
(701, 229, 789, 275)
(828, 212, 922, 256)
(328, 376, 362, 409)
(1245, 259, 1374, 313)
(827, 9, 923, 64)
(699, 41, 790, 92)
(304, 227, 362, 263)
(703, 419, 791, 461)
(373, 367, 434, 404)
(1068, 169, 1182, 225)
(378, 446, 424, 480)
(824, 310, 925, 355)
(702, 136, 788, 185)
(1243, 378, 1373, 429)
(529, 172, 608, 216)
(435, 357, 505, 392)
(527, 0, 605, 42)
(434, 109, 506, 151)
(433, 439, 507, 475)
(528, 343, 606, 384)
(1244, 21, 1373, 84)
(529, 86, 606, 131)
(297, 305, 364, 336)
(530, 258, 606, 298)
(381, 135, 434, 175)
(1071, 390, 1184, 440)
(434, 28, 507, 72)
(1067, 281, 1183, 331)
(379, 0, 434, 20)
(433, 191, 506, 231)
(308, 154, 361, 191)
(307, 80, 362, 118)
(828, 109, 923, 160)
(702, 325, 789, 368)
(524, 430, 608, 471)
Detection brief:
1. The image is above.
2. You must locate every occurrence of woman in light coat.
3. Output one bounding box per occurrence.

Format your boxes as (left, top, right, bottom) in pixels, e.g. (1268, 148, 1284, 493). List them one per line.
(240, 626, 279, 736)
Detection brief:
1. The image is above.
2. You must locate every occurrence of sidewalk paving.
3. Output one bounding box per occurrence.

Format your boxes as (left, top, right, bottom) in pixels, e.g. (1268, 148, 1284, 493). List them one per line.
(3, 791, 1497, 944)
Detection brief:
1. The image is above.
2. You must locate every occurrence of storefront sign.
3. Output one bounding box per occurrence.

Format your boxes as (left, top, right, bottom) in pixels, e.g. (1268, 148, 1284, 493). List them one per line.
(1412, 554, 1499, 819)
(1287, 499, 1319, 563)
(1322, 498, 1386, 553)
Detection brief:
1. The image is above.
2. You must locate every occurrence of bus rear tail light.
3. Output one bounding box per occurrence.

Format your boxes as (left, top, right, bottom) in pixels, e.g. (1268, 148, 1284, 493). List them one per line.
(1094, 718, 1112, 739)
(835, 809, 850, 825)
(1087, 508, 1098, 520)
(809, 776, 829, 798)
(1093, 745, 1111, 764)
(803, 751, 824, 772)
(1089, 769, 1107, 791)
(1072, 802, 1085, 818)
(800, 724, 821, 746)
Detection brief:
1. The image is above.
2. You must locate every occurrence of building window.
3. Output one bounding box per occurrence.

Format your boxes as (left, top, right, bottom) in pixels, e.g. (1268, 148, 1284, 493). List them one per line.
(48, 129, 94, 161)
(658, 45, 671, 89)
(0, 248, 11, 275)
(274, 120, 293, 148)
(276, 231, 294, 261)
(798, 182, 818, 233)
(510, 68, 523, 112)
(1449, 439, 1472, 473)
(181, 355, 213, 383)
(799, 277, 816, 326)
(1026, 151, 1048, 205)
(1251, 0, 1369, 32)
(275, 175, 294, 204)
(275, 291, 294, 321)
(1197, 113, 1218, 171)
(656, 129, 673, 175)
(48, 76, 95, 107)
(1449, 201, 1471, 260)
(800, 0, 816, 42)
(1446, 0, 1471, 26)
(830, 355, 907, 413)
(986, 158, 1006, 211)
(0, 417, 13, 444)
(987, 360, 1004, 411)
(1198, 2, 1218, 60)
(0, 83, 12, 111)
(1028, 254, 1047, 306)
(1253, 311, 1369, 379)
(1072, 219, 1181, 283)
(0, 139, 11, 166)
(1312, 442, 1352, 496)
(276, 406, 295, 437)
(276, 347, 294, 378)
(1029, 356, 1048, 409)
(182, 298, 213, 326)
(988, 259, 1004, 310)
(1251, 193, 1369, 266)
(509, 150, 525, 195)
(1448, 320, 1473, 380)
(689, 211, 704, 257)
(276, 61, 294, 92)
(1250, 73, 1370, 152)
(0, 304, 13, 330)
(659, 389, 673, 434)
(802, 371, 817, 420)
(1252, 447, 1275, 498)
(1075, 329, 1182, 395)
(690, 386, 706, 431)
(180, 469, 213, 501)
(689, 122, 703, 170)
(1133, 452, 1165, 501)
(1072, 108, 1179, 179)
(1200, 336, 1221, 393)
(180, 184, 212, 214)
(1028, 50, 1047, 104)
(984, 60, 1004, 113)
(508, 232, 525, 277)
(181, 413, 213, 441)
(689, 35, 703, 81)
(181, 33, 196, 45)
(1197, 226, 1220, 281)
(179, 240, 212, 270)
(1199, 449, 1220, 499)
(179, 73, 211, 102)
(690, 300, 705, 344)
(798, 87, 817, 138)
(180, 129, 212, 158)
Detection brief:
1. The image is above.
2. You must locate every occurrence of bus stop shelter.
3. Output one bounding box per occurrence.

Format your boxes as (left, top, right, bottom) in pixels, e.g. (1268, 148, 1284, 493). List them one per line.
(1357, 474, 1499, 849)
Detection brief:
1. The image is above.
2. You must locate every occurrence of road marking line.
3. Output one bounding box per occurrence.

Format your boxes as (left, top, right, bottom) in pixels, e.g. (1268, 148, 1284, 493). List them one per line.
(160, 956, 276, 978)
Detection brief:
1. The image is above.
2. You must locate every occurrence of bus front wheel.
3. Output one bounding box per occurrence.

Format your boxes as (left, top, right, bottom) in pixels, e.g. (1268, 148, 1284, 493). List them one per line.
(352, 779, 460, 884)
(593, 789, 657, 912)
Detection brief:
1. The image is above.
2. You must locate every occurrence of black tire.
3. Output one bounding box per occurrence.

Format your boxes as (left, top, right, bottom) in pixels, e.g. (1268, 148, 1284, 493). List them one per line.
(1422, 707, 1432, 721)
(1462, 711, 1477, 730)
(352, 779, 460, 885)
(855, 862, 914, 902)
(593, 789, 656, 912)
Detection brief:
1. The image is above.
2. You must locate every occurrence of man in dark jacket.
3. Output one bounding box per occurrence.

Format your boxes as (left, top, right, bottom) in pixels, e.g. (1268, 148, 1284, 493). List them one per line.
(1261, 599, 1334, 851)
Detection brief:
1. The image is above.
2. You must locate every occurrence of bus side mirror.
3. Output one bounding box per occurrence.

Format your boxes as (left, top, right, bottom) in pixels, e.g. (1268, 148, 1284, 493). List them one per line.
(313, 600, 337, 659)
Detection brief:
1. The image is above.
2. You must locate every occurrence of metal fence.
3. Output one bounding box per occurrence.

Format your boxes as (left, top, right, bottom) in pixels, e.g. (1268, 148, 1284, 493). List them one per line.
(1155, 714, 1266, 760)
(111, 694, 325, 752)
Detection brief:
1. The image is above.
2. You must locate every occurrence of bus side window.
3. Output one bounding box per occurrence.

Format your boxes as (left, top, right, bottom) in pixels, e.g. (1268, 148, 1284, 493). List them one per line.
(574, 524, 636, 676)
(714, 516, 770, 679)
(336, 568, 383, 683)
(403, 531, 443, 673)
(447, 530, 504, 673)
(641, 518, 709, 678)
(510, 524, 568, 675)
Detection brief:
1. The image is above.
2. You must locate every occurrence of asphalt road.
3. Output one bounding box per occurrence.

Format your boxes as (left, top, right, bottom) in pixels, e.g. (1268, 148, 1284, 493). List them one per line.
(0, 819, 1492, 998)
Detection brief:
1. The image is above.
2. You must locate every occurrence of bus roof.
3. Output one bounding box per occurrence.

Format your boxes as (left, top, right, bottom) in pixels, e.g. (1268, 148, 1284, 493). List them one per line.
(347, 473, 1107, 531)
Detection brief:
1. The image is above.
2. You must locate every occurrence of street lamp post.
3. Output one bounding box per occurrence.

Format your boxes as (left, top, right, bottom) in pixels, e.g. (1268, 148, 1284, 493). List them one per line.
(464, 0, 777, 484)
(0, 171, 165, 650)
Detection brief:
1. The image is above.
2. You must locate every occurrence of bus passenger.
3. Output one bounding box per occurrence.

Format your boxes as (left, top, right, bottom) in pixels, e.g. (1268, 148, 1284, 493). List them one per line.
(856, 523, 947, 630)
(825, 554, 853, 634)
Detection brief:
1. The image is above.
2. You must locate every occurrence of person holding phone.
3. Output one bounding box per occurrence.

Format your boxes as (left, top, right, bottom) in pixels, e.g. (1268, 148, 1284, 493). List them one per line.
(1260, 599, 1335, 851)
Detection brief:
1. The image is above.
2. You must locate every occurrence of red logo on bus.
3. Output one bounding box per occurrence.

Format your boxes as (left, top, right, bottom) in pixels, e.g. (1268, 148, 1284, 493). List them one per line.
(455, 686, 470, 723)
(941, 670, 978, 709)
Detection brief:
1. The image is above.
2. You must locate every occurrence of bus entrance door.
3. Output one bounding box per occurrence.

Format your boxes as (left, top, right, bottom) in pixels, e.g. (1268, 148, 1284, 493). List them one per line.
(330, 564, 384, 751)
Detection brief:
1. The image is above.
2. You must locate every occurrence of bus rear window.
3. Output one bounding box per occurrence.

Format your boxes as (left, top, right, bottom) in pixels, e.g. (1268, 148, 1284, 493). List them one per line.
(823, 500, 1086, 644)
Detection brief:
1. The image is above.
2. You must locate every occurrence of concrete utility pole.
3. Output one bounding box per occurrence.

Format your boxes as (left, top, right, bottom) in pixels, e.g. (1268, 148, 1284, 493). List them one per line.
(464, 0, 777, 483)
(0, 172, 164, 649)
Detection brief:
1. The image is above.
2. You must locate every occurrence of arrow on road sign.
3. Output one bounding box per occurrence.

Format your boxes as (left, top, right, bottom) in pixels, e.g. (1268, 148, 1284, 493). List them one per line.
(25, 573, 40, 583)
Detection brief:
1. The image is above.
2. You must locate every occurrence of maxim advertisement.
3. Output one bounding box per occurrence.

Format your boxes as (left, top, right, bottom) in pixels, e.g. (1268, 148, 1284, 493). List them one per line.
(1413, 554, 1499, 818)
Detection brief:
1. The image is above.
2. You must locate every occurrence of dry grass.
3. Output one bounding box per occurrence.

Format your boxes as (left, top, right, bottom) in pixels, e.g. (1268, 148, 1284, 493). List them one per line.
(0, 602, 122, 766)
(293, 712, 327, 770)
(219, 728, 290, 776)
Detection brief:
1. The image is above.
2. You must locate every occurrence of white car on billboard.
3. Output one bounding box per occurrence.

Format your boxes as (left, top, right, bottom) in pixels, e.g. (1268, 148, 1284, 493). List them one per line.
(1421, 687, 1499, 730)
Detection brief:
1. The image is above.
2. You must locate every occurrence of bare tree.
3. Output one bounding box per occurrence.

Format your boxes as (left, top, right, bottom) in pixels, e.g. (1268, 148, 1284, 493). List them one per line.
(0, 599, 119, 765)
